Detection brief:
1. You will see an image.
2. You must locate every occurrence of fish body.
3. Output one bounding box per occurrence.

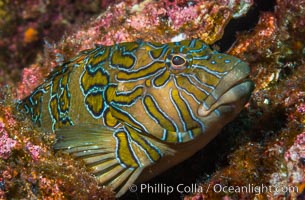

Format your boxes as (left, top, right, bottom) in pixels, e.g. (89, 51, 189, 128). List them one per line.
(17, 39, 254, 197)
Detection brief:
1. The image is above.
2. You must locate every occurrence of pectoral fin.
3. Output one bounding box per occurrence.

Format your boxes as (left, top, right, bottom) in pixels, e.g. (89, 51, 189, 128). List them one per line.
(54, 124, 174, 197)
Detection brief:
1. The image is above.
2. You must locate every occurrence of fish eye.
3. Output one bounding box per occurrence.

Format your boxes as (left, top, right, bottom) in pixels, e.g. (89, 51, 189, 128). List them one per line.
(172, 55, 186, 66)
(166, 53, 191, 72)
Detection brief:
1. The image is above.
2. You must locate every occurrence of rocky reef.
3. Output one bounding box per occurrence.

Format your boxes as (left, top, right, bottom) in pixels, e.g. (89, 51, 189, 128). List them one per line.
(0, 0, 305, 199)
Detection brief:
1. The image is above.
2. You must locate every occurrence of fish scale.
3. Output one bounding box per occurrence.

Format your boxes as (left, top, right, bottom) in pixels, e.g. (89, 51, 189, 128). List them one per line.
(17, 39, 254, 197)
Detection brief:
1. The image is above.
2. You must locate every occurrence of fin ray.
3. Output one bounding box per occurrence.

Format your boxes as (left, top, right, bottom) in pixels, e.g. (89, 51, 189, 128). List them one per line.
(92, 160, 119, 175)
(113, 167, 143, 197)
(73, 149, 113, 157)
(82, 153, 115, 164)
(66, 146, 111, 153)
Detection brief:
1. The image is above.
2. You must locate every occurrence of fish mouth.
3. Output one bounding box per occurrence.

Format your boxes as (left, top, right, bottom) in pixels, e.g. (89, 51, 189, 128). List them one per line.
(198, 61, 254, 117)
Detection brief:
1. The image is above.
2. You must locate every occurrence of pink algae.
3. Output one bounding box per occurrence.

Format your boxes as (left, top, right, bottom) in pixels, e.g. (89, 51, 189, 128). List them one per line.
(0, 133, 18, 160)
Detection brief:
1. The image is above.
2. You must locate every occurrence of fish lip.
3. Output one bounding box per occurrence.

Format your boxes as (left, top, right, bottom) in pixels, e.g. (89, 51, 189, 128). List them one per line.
(198, 61, 254, 117)
(198, 79, 254, 116)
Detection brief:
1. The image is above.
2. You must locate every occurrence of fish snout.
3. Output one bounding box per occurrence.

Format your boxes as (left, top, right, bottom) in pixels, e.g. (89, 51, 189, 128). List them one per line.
(198, 61, 254, 117)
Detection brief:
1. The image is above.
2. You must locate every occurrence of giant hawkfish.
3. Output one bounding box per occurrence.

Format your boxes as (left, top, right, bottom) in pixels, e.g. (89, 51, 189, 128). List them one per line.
(17, 39, 254, 197)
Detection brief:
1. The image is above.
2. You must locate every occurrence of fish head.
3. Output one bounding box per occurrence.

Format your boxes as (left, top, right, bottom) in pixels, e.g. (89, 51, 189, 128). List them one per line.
(141, 39, 254, 141)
